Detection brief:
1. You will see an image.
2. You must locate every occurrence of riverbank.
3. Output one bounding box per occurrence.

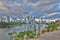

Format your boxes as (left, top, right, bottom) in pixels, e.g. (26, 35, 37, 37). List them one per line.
(0, 22, 25, 28)
(34, 27, 60, 40)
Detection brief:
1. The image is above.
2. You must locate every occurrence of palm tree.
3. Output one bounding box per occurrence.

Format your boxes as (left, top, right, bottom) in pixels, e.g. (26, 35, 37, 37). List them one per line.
(34, 25, 36, 34)
(38, 20, 41, 34)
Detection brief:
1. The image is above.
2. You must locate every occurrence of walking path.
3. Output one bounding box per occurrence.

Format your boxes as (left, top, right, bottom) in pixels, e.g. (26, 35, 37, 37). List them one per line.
(35, 27, 60, 40)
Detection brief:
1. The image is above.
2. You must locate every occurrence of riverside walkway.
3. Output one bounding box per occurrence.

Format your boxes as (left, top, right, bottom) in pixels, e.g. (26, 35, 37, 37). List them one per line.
(35, 27, 60, 40)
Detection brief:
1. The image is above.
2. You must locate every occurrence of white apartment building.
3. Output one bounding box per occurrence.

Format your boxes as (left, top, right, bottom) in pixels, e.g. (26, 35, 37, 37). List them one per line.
(1, 16, 9, 22)
(35, 19, 57, 23)
(0, 16, 10, 22)
(42, 19, 56, 23)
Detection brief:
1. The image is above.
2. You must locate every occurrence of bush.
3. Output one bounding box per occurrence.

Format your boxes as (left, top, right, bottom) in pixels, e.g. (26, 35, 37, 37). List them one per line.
(48, 23, 58, 31)
(24, 31, 35, 38)
(8, 31, 40, 40)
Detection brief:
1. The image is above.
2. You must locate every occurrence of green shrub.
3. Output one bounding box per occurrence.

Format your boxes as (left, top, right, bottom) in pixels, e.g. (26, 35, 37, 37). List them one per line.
(48, 23, 58, 31)
(8, 31, 40, 40)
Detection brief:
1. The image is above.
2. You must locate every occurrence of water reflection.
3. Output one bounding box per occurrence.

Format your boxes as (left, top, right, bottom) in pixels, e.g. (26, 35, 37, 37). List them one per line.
(0, 24, 48, 40)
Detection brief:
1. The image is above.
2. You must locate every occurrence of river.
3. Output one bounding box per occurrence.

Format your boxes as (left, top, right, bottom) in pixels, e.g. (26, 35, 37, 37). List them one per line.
(0, 24, 48, 40)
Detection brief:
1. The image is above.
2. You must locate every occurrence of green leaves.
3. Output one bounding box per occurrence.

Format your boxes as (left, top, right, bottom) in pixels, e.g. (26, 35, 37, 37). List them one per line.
(48, 23, 58, 31)
(8, 31, 36, 40)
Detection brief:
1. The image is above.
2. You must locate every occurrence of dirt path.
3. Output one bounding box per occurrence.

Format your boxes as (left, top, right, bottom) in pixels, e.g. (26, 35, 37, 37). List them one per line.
(36, 28, 60, 40)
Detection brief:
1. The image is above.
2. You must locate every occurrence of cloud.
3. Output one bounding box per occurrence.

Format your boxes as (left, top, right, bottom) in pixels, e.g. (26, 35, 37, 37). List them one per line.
(0, 2, 8, 10)
(31, 0, 60, 8)
(9, 2, 25, 13)
(0, 1, 28, 17)
(14, 2, 21, 6)
(43, 3, 60, 14)
(29, 0, 60, 16)
(23, 0, 31, 4)
(32, 0, 50, 8)
(0, 0, 60, 17)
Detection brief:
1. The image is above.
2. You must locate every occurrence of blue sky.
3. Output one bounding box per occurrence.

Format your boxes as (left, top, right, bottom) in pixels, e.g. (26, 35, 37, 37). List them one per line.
(0, 0, 60, 18)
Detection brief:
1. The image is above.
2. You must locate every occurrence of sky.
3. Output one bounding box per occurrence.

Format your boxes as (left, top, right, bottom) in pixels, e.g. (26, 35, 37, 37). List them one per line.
(0, 0, 60, 18)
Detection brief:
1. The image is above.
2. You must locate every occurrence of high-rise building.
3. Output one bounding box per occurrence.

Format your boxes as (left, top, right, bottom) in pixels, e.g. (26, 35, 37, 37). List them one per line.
(1, 16, 10, 22)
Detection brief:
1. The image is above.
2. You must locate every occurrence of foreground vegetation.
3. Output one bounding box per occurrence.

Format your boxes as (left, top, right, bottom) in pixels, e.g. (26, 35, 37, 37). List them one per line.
(47, 22, 58, 32)
(8, 22, 58, 40)
(8, 31, 40, 40)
